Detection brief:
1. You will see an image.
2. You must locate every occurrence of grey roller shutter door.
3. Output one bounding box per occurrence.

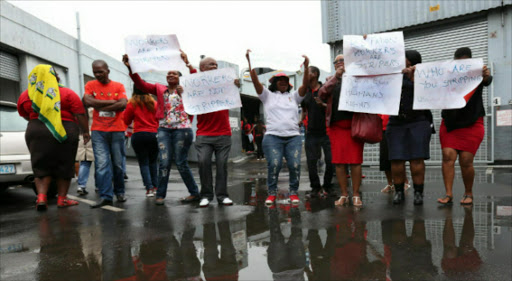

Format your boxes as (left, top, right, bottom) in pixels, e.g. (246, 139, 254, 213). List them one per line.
(362, 17, 489, 166)
(0, 51, 20, 82)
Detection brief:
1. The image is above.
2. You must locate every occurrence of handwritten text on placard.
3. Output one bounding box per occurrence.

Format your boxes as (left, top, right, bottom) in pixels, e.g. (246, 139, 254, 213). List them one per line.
(413, 58, 483, 110)
(344, 32, 406, 76)
(181, 68, 241, 115)
(124, 34, 187, 73)
(338, 73, 403, 115)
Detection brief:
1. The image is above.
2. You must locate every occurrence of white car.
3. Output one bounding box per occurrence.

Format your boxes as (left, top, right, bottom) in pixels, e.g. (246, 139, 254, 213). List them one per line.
(0, 101, 33, 192)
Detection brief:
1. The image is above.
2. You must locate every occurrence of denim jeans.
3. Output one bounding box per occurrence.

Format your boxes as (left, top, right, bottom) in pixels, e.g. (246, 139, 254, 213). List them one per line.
(305, 134, 334, 190)
(91, 131, 125, 201)
(131, 132, 158, 190)
(156, 128, 198, 199)
(77, 160, 92, 188)
(196, 135, 231, 201)
(262, 134, 302, 196)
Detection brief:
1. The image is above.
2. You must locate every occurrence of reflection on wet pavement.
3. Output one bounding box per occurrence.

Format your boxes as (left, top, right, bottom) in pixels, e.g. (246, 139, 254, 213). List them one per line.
(1, 164, 511, 280)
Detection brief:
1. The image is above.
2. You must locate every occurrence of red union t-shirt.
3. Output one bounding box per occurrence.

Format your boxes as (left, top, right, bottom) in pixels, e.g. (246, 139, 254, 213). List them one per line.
(84, 80, 127, 132)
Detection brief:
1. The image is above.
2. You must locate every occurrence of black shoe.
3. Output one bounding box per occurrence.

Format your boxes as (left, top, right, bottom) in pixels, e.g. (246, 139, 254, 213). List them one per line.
(413, 184, 424, 205)
(91, 199, 113, 208)
(116, 194, 127, 202)
(393, 191, 405, 205)
(181, 195, 200, 203)
(124, 174, 128, 181)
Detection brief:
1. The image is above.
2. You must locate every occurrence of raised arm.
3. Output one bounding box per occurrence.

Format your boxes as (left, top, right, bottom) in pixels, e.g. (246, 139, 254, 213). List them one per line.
(123, 54, 158, 95)
(298, 55, 310, 97)
(246, 49, 264, 95)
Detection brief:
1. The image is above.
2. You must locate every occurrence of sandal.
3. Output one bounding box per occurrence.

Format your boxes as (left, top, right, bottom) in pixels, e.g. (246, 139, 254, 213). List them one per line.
(460, 194, 473, 206)
(57, 197, 79, 208)
(404, 183, 411, 191)
(335, 196, 348, 206)
(381, 184, 394, 193)
(352, 196, 363, 207)
(437, 195, 453, 205)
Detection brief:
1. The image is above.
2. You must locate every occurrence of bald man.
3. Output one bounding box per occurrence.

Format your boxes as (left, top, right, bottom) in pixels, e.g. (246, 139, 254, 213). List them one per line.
(83, 60, 128, 208)
(196, 57, 240, 207)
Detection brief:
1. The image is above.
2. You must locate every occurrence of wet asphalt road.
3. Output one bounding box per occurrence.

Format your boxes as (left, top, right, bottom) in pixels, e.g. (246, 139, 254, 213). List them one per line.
(1, 156, 511, 281)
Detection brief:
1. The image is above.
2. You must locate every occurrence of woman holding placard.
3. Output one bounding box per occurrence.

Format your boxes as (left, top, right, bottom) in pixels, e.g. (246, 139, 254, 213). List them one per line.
(437, 47, 492, 206)
(123, 51, 200, 206)
(387, 50, 434, 206)
(318, 54, 365, 207)
(245, 49, 309, 206)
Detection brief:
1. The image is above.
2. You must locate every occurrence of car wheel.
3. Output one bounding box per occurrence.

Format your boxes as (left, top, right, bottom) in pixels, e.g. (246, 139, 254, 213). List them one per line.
(31, 181, 58, 198)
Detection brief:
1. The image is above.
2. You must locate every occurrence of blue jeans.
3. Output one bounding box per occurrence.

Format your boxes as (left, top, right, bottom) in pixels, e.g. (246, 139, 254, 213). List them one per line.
(131, 132, 158, 190)
(262, 135, 302, 196)
(91, 131, 126, 200)
(77, 160, 92, 188)
(156, 128, 198, 199)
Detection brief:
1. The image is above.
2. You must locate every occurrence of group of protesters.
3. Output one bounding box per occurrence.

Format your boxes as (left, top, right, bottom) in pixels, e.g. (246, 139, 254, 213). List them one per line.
(18, 41, 491, 211)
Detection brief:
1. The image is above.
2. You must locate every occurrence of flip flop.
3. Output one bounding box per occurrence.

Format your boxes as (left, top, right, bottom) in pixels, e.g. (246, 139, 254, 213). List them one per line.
(381, 184, 394, 193)
(437, 195, 453, 205)
(335, 196, 348, 206)
(460, 194, 473, 205)
(352, 196, 363, 207)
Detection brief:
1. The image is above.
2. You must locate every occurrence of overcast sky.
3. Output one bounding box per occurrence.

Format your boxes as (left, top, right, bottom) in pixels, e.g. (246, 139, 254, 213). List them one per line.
(9, 1, 332, 73)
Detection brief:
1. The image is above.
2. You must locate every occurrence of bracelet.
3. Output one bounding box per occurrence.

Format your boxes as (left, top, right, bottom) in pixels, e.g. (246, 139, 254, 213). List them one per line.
(186, 63, 191, 67)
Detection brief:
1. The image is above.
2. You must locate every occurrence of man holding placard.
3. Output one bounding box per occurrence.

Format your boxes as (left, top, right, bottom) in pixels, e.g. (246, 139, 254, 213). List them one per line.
(437, 47, 492, 206)
(195, 57, 240, 207)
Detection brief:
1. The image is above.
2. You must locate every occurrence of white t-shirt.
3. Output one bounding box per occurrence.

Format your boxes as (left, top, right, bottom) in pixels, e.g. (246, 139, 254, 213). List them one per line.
(259, 87, 305, 137)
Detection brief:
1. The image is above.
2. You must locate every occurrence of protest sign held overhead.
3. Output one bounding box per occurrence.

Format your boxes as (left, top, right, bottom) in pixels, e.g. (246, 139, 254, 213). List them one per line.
(124, 34, 187, 73)
(181, 68, 242, 115)
(413, 58, 483, 110)
(344, 32, 406, 76)
(339, 73, 402, 115)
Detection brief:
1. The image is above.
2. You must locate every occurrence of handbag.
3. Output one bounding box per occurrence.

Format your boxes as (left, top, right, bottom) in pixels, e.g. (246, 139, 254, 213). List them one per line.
(351, 113, 383, 144)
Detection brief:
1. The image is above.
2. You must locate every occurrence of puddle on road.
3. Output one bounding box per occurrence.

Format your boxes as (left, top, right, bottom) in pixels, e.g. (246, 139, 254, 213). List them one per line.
(1, 179, 511, 280)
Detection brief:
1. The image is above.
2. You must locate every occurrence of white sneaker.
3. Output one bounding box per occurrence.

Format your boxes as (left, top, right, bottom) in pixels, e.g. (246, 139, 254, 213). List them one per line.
(220, 197, 233, 206)
(199, 198, 210, 207)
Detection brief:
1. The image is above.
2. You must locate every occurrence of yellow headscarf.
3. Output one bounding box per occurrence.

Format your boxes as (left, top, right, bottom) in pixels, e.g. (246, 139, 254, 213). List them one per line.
(28, 65, 67, 142)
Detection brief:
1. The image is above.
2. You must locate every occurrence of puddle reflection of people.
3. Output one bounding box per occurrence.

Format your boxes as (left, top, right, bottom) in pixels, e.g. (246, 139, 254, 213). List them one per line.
(330, 215, 384, 280)
(441, 207, 482, 277)
(267, 207, 306, 281)
(381, 218, 436, 280)
(306, 227, 336, 280)
(202, 221, 239, 281)
(38, 212, 94, 280)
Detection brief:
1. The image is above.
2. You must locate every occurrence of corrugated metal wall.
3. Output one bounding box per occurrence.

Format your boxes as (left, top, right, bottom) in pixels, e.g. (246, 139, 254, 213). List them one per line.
(322, 0, 509, 43)
(360, 17, 490, 165)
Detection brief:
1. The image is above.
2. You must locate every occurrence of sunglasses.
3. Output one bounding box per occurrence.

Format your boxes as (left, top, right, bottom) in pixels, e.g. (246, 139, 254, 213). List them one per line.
(333, 59, 344, 65)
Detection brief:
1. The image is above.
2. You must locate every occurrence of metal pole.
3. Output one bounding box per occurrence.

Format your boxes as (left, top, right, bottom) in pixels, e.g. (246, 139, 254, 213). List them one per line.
(76, 12, 84, 97)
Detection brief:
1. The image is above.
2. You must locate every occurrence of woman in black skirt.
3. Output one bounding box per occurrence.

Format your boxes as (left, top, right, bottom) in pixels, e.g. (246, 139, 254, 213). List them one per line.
(17, 65, 90, 210)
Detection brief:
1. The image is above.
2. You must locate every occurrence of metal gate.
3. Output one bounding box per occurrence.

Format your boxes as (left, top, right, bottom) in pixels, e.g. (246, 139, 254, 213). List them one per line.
(363, 17, 491, 165)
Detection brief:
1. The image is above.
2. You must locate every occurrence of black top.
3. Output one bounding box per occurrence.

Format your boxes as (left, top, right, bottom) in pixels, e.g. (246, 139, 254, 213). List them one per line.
(442, 76, 493, 132)
(331, 80, 354, 123)
(389, 75, 433, 126)
(302, 84, 327, 135)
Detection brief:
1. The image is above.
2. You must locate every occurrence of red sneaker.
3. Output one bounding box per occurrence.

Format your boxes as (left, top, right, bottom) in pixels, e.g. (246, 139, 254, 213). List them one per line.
(57, 196, 79, 208)
(290, 195, 300, 205)
(265, 195, 276, 205)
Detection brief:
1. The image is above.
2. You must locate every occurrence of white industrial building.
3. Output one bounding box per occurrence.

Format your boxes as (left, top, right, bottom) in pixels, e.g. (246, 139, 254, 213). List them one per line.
(321, 0, 512, 164)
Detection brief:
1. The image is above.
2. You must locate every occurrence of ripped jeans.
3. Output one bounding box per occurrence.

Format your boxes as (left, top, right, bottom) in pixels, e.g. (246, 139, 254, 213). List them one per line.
(156, 128, 198, 199)
(262, 134, 302, 196)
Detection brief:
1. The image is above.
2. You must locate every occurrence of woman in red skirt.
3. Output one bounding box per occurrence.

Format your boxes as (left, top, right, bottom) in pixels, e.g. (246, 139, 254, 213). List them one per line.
(438, 47, 492, 206)
(319, 54, 364, 207)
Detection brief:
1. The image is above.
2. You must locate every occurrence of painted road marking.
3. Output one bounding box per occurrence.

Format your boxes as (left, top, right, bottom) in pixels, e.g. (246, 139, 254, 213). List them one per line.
(67, 195, 125, 212)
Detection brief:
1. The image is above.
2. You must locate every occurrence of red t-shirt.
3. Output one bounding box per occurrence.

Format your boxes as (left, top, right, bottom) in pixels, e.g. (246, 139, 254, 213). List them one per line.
(84, 80, 127, 132)
(17, 87, 85, 123)
(196, 110, 231, 136)
(123, 101, 158, 133)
